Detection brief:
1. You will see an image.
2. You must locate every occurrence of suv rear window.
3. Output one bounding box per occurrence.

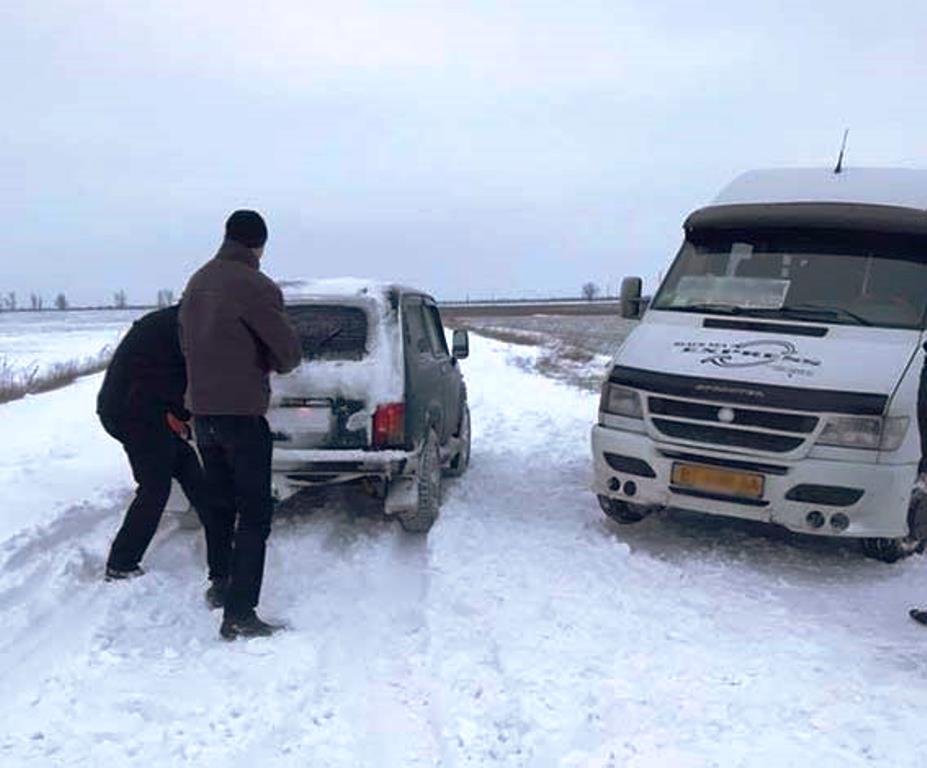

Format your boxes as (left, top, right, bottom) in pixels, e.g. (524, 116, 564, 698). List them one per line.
(286, 305, 369, 361)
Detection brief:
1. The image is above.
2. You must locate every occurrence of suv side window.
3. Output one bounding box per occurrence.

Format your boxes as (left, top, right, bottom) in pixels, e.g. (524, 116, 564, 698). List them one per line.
(422, 303, 449, 358)
(403, 296, 430, 356)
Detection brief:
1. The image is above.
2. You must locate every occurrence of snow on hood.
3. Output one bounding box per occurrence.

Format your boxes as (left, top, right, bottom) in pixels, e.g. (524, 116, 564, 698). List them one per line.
(715, 168, 927, 211)
(617, 312, 921, 397)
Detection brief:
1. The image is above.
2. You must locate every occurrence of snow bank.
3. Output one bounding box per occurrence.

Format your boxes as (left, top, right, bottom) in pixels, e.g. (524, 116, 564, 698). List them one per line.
(0, 374, 128, 544)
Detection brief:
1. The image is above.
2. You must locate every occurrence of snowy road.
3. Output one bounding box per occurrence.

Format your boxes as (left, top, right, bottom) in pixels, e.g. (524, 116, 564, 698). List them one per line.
(3, 337, 927, 766)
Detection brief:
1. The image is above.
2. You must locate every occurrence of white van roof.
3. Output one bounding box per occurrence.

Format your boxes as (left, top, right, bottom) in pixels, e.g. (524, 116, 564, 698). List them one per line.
(714, 168, 927, 212)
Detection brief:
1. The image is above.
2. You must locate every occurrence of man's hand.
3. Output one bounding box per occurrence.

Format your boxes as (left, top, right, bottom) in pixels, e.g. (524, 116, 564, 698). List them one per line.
(166, 412, 192, 440)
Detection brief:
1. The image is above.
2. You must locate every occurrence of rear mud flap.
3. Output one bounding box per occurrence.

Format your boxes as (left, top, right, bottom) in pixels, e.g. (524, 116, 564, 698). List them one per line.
(910, 488, 927, 540)
(385, 476, 419, 517)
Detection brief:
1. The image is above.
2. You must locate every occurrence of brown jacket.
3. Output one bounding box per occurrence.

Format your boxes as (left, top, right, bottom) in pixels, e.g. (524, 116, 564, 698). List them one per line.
(179, 240, 301, 416)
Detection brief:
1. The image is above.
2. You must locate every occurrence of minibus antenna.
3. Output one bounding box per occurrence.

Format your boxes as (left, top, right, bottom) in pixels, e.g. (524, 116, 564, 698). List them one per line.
(834, 128, 849, 174)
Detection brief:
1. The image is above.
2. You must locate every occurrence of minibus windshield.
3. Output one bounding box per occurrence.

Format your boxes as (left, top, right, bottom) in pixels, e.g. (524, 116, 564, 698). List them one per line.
(652, 228, 927, 329)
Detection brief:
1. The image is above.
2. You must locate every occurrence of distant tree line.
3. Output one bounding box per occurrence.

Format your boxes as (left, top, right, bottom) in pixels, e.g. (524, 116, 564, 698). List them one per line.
(0, 288, 177, 312)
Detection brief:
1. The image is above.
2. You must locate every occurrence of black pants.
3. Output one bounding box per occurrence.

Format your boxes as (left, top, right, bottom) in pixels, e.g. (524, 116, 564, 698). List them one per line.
(919, 359, 927, 475)
(194, 415, 274, 618)
(102, 414, 227, 578)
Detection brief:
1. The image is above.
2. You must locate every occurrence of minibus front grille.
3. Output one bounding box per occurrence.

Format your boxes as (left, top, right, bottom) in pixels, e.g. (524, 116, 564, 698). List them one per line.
(647, 392, 816, 454)
(648, 397, 819, 434)
(651, 418, 806, 453)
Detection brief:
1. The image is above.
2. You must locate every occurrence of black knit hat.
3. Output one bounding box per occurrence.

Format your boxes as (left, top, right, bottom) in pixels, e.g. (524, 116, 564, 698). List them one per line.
(225, 210, 268, 248)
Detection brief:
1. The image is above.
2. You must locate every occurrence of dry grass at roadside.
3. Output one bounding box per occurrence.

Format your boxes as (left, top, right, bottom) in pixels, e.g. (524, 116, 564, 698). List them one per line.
(521, 343, 607, 392)
(450, 324, 548, 349)
(452, 320, 609, 392)
(0, 350, 112, 405)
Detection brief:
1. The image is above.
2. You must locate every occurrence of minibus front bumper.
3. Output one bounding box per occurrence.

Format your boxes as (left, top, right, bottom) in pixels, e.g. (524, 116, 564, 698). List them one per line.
(591, 424, 916, 539)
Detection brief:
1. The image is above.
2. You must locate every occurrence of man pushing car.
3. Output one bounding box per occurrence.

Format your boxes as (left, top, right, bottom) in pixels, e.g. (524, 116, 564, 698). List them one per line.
(98, 302, 224, 585)
(180, 210, 301, 640)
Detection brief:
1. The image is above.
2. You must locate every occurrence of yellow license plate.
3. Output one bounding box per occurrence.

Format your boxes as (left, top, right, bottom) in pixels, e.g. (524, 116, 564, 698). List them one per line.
(671, 463, 764, 500)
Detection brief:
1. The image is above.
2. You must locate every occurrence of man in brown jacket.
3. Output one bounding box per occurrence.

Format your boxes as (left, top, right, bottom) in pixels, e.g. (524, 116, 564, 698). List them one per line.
(180, 210, 301, 639)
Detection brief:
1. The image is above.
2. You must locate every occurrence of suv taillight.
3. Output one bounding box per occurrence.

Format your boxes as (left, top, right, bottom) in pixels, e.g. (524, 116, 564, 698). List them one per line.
(373, 403, 405, 448)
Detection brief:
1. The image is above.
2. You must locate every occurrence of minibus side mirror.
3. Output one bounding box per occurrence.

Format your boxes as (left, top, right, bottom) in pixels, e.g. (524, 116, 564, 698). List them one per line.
(620, 276, 645, 319)
(452, 329, 470, 360)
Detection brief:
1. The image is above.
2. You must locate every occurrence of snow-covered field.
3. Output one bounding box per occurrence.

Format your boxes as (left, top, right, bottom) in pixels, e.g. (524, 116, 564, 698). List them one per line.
(0, 309, 141, 374)
(2, 335, 927, 766)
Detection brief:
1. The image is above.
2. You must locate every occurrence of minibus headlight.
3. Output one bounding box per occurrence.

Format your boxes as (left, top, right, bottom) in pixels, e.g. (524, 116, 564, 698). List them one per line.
(600, 383, 644, 420)
(816, 416, 909, 451)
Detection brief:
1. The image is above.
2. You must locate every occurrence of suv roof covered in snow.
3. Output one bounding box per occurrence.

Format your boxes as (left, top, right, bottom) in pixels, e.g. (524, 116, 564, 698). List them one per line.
(278, 278, 422, 305)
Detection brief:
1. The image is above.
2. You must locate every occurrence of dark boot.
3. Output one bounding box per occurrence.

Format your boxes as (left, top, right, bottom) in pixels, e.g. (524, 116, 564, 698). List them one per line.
(219, 610, 285, 640)
(205, 577, 229, 610)
(910, 608, 927, 626)
(105, 565, 145, 581)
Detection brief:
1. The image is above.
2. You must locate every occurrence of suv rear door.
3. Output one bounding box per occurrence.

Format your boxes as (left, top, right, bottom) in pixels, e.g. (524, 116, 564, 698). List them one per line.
(269, 302, 373, 449)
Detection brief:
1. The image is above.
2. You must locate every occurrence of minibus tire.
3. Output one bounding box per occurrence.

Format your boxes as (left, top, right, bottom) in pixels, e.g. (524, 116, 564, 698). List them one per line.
(860, 535, 924, 563)
(597, 496, 648, 525)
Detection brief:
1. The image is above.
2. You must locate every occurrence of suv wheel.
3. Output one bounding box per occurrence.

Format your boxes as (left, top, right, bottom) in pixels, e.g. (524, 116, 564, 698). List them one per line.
(444, 405, 471, 478)
(398, 429, 442, 533)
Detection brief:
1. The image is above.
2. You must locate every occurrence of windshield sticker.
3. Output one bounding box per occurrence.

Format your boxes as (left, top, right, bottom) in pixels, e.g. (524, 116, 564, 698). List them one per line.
(674, 339, 821, 378)
(670, 276, 791, 309)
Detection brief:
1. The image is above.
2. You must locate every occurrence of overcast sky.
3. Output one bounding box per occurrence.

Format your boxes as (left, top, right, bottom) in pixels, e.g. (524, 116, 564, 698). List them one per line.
(1, 1, 925, 306)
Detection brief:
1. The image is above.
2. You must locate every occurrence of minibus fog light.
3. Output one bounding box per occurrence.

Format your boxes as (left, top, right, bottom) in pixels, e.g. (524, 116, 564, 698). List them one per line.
(831, 513, 850, 531)
(600, 383, 644, 420)
(624, 481, 638, 498)
(608, 477, 622, 492)
(806, 511, 825, 529)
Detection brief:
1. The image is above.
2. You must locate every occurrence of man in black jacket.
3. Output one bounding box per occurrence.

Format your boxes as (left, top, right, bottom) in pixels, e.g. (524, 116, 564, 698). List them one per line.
(98, 304, 226, 594)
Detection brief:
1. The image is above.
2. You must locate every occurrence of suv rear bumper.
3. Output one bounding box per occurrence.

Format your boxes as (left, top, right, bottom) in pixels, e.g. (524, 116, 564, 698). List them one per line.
(592, 424, 916, 539)
(272, 448, 414, 494)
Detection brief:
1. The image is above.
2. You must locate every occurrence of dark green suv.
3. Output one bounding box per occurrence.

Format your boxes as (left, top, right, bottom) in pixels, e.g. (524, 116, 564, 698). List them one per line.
(269, 279, 471, 533)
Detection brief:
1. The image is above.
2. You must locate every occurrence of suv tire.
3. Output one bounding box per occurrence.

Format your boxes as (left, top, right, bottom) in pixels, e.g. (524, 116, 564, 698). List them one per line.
(445, 404, 471, 478)
(399, 429, 442, 533)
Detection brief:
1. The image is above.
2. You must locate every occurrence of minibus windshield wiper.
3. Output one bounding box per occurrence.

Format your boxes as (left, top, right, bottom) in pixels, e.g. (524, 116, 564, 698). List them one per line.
(664, 302, 872, 326)
(776, 303, 872, 326)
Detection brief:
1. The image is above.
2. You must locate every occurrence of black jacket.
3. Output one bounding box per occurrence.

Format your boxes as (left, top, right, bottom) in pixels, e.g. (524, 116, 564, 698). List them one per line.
(97, 305, 190, 424)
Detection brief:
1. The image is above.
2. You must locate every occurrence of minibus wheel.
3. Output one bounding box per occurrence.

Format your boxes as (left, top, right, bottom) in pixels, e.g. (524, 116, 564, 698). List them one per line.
(597, 496, 649, 524)
(860, 535, 925, 563)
